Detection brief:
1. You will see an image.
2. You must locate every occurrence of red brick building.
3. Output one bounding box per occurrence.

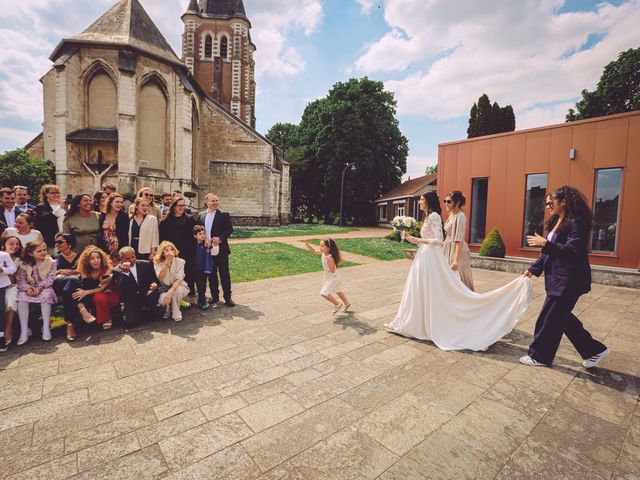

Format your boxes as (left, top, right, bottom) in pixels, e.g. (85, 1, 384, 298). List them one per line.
(376, 174, 437, 224)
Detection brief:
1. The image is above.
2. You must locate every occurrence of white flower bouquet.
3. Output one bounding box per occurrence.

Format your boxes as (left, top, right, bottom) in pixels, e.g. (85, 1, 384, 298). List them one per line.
(391, 215, 417, 231)
(391, 216, 417, 241)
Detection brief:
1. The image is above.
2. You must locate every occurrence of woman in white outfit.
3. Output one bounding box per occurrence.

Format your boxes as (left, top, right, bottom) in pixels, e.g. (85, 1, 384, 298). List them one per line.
(154, 241, 189, 322)
(385, 191, 532, 351)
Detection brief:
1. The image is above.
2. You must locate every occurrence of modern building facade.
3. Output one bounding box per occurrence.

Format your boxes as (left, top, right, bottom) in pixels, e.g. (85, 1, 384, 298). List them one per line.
(376, 174, 437, 224)
(437, 110, 639, 269)
(26, 0, 290, 225)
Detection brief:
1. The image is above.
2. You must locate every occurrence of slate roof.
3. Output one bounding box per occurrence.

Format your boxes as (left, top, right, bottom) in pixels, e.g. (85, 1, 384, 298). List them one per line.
(67, 128, 119, 142)
(50, 0, 181, 66)
(200, 0, 248, 21)
(377, 174, 437, 202)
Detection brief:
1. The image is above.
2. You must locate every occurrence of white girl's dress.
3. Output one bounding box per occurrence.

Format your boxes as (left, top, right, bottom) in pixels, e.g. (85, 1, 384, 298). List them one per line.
(320, 254, 342, 296)
(387, 212, 532, 351)
(4, 258, 20, 312)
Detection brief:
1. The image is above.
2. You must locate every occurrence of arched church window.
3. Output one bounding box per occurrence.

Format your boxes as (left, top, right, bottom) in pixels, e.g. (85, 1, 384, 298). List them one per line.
(139, 80, 168, 171)
(204, 35, 213, 59)
(220, 36, 228, 59)
(87, 71, 117, 128)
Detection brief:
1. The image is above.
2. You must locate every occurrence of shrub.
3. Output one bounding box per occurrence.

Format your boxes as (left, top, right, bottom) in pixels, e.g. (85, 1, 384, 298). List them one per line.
(479, 228, 506, 258)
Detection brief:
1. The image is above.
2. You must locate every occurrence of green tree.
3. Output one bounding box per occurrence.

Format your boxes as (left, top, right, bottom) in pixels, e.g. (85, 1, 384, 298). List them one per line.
(265, 123, 300, 155)
(425, 164, 438, 175)
(296, 77, 408, 225)
(0, 149, 54, 198)
(467, 94, 516, 138)
(566, 48, 640, 121)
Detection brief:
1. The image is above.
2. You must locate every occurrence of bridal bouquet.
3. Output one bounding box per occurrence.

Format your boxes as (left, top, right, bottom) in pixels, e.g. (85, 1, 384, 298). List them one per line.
(391, 215, 417, 232)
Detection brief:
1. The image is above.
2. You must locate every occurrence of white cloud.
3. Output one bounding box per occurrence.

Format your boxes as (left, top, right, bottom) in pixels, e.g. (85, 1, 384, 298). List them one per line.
(404, 155, 436, 181)
(355, 0, 375, 14)
(247, 0, 324, 77)
(0, 127, 39, 147)
(0, 0, 323, 148)
(355, 0, 640, 128)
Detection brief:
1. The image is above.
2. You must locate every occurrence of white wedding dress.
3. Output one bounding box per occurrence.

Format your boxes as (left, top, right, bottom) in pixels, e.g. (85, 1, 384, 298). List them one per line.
(387, 212, 532, 351)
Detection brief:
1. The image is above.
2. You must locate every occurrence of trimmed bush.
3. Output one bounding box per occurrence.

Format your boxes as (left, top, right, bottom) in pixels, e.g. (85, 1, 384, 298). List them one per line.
(479, 228, 506, 258)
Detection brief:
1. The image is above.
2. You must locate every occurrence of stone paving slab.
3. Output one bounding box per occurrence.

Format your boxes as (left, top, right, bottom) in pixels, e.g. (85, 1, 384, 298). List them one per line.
(0, 260, 637, 479)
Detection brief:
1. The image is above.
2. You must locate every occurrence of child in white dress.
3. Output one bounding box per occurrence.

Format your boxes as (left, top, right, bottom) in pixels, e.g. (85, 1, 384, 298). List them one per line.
(1, 236, 22, 346)
(304, 238, 351, 314)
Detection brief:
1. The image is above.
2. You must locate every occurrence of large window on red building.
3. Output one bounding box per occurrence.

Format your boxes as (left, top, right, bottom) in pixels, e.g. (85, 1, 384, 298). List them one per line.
(522, 173, 548, 247)
(592, 168, 622, 253)
(470, 178, 488, 244)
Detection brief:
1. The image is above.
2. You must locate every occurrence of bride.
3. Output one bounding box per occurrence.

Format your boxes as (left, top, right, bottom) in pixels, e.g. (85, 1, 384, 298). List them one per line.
(385, 191, 532, 351)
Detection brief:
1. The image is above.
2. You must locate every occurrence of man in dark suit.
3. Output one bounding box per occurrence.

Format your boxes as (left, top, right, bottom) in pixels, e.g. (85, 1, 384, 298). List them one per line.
(113, 246, 161, 326)
(1, 187, 19, 228)
(196, 193, 234, 307)
(14, 186, 36, 214)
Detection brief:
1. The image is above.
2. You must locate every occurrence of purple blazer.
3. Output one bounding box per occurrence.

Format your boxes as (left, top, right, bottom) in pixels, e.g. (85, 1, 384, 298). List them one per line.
(528, 217, 591, 297)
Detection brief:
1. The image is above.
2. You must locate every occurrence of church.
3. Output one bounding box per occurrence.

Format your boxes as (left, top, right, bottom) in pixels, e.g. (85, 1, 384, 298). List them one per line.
(26, 0, 291, 225)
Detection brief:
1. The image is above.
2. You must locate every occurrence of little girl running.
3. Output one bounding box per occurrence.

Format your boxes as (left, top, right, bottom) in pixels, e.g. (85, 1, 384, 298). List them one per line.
(304, 238, 351, 314)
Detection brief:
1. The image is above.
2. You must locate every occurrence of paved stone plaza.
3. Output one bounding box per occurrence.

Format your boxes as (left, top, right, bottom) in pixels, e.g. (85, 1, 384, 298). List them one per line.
(0, 260, 638, 479)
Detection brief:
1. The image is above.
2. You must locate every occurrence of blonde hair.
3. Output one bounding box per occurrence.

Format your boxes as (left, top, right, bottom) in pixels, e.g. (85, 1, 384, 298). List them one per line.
(154, 240, 180, 264)
(39, 184, 60, 204)
(130, 197, 149, 219)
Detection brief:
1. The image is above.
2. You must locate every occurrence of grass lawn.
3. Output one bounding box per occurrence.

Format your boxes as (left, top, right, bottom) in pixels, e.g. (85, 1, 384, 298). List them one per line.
(232, 224, 358, 239)
(230, 242, 358, 283)
(307, 237, 412, 261)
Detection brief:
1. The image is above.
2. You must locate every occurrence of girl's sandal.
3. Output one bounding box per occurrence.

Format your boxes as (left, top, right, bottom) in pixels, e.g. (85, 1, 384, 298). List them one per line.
(343, 303, 351, 312)
(332, 303, 343, 314)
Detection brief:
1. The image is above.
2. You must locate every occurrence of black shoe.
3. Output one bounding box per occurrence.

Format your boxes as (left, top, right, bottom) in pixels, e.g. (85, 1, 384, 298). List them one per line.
(0, 337, 7, 352)
(225, 300, 235, 307)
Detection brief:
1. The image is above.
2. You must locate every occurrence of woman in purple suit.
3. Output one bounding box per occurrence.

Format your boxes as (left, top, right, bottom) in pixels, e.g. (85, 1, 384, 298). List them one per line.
(521, 185, 609, 368)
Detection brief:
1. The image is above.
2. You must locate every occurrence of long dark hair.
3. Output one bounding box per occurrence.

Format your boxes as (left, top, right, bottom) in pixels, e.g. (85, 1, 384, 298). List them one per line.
(66, 194, 92, 218)
(322, 238, 343, 265)
(21, 240, 47, 266)
(423, 191, 445, 239)
(0, 235, 23, 258)
(163, 197, 186, 222)
(545, 185, 593, 235)
(93, 191, 106, 213)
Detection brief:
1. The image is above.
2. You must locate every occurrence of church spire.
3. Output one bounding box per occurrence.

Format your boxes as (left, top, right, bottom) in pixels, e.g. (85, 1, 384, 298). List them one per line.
(185, 0, 199, 14)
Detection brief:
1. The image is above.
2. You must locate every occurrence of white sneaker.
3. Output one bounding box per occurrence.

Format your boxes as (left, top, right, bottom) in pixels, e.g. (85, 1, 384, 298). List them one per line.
(519, 355, 547, 367)
(42, 330, 52, 341)
(583, 348, 611, 368)
(17, 329, 32, 346)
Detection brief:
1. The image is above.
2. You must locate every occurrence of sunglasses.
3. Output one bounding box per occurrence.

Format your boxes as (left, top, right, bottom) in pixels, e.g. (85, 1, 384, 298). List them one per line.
(143, 193, 154, 197)
(49, 191, 61, 195)
(54, 240, 66, 244)
(545, 202, 554, 207)
(444, 199, 453, 204)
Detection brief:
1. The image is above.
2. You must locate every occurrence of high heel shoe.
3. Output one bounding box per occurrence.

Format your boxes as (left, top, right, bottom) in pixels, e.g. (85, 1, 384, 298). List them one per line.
(78, 305, 96, 324)
(66, 324, 76, 342)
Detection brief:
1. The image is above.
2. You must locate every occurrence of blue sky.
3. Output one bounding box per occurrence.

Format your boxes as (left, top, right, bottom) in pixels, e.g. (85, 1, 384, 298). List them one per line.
(0, 0, 638, 180)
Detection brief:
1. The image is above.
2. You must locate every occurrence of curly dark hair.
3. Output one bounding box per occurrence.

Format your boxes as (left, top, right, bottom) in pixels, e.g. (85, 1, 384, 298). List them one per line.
(446, 190, 466, 208)
(66, 194, 92, 218)
(545, 185, 593, 235)
(76, 246, 112, 277)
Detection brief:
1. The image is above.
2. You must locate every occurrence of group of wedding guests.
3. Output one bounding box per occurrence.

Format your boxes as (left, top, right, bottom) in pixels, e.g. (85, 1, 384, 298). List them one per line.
(0, 183, 234, 351)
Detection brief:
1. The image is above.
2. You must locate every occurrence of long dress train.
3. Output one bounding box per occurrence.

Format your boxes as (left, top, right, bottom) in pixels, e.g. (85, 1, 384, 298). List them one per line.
(387, 212, 532, 351)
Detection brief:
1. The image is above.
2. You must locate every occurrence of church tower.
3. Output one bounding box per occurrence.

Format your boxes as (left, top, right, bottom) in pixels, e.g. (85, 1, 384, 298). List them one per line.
(182, 0, 256, 128)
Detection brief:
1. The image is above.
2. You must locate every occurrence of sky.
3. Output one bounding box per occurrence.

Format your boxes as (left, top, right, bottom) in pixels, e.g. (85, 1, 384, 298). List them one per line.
(0, 0, 638, 181)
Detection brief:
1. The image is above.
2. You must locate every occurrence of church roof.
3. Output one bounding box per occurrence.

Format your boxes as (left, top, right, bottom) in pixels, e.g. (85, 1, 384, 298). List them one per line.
(200, 0, 248, 21)
(50, 0, 181, 66)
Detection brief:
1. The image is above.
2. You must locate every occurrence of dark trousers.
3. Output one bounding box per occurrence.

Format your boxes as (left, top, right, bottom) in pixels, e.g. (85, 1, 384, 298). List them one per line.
(207, 254, 232, 302)
(55, 276, 82, 327)
(194, 271, 207, 304)
(528, 294, 607, 365)
(121, 291, 160, 327)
